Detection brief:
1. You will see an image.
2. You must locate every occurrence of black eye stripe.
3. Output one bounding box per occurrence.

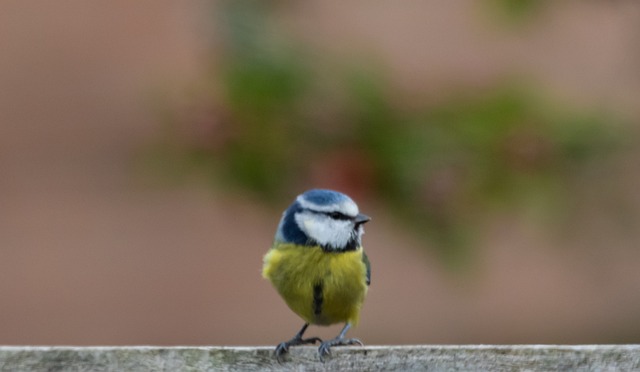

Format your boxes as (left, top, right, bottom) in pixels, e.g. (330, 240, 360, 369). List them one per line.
(302, 208, 354, 221)
(326, 211, 352, 220)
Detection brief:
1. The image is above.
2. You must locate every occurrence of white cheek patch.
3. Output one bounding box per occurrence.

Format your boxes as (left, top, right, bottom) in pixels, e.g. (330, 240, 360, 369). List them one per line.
(295, 211, 354, 249)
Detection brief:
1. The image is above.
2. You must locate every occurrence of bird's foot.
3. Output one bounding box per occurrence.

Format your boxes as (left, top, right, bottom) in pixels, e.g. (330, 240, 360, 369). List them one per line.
(274, 335, 322, 362)
(318, 337, 363, 362)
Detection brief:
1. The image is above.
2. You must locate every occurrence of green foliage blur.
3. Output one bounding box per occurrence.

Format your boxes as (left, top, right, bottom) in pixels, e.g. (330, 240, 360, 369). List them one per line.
(150, 0, 625, 266)
(486, 0, 546, 22)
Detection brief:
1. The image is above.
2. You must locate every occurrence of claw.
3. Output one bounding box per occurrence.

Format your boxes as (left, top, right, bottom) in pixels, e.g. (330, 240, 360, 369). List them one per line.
(273, 324, 323, 362)
(274, 342, 289, 362)
(274, 337, 322, 362)
(318, 337, 363, 362)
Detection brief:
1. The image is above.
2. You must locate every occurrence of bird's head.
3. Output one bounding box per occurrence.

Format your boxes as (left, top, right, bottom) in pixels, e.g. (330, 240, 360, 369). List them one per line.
(275, 189, 370, 251)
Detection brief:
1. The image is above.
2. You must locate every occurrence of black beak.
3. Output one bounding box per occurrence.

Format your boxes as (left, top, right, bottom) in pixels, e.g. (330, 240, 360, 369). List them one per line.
(355, 213, 371, 225)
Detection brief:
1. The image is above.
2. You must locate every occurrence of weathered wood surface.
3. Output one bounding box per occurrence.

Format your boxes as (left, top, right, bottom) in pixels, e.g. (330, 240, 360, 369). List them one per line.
(1, 345, 639, 371)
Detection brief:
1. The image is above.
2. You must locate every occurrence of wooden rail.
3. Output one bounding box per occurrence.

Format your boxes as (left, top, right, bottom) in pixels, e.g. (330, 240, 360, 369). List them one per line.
(1, 345, 639, 371)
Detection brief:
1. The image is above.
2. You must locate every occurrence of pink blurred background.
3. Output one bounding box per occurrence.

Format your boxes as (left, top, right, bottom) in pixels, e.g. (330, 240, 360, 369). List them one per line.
(2, 1, 640, 346)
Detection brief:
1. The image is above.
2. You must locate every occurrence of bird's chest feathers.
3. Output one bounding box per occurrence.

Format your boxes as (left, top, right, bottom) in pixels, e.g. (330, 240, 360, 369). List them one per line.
(265, 244, 365, 291)
(263, 244, 367, 325)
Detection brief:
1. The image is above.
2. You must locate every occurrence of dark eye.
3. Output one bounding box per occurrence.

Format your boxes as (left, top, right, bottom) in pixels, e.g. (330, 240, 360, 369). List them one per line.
(328, 212, 349, 220)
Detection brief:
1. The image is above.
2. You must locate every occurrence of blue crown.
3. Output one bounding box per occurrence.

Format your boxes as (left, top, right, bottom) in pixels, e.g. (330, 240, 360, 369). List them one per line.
(300, 189, 351, 206)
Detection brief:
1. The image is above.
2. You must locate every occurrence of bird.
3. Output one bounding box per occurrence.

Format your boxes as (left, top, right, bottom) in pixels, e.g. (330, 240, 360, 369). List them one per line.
(262, 189, 371, 362)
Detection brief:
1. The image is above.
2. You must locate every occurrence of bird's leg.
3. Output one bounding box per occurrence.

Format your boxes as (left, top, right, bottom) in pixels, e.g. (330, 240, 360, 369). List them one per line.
(318, 323, 363, 362)
(274, 323, 322, 362)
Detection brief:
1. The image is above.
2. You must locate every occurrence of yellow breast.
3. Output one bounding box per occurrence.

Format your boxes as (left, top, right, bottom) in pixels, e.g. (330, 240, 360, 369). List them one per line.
(263, 243, 368, 326)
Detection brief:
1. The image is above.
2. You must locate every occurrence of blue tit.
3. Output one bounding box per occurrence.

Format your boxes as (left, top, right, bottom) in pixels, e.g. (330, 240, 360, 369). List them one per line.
(262, 189, 371, 361)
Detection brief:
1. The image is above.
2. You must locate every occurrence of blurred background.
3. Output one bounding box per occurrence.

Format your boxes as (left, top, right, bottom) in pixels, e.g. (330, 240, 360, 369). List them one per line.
(2, 0, 640, 346)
